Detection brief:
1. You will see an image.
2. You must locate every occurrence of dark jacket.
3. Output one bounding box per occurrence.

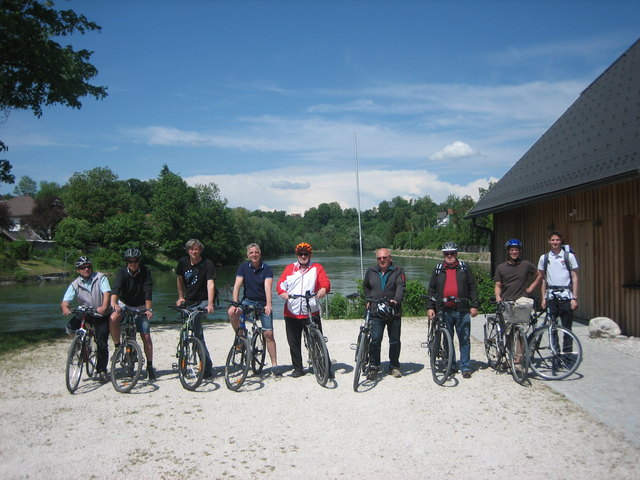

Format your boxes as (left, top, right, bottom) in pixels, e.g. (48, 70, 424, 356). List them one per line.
(363, 263, 406, 316)
(427, 262, 479, 311)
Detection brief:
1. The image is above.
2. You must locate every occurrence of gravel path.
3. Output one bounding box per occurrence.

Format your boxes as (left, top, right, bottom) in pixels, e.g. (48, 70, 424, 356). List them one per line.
(1, 318, 639, 479)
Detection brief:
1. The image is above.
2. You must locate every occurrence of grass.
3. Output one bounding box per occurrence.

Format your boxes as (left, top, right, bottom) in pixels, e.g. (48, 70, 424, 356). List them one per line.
(0, 328, 66, 356)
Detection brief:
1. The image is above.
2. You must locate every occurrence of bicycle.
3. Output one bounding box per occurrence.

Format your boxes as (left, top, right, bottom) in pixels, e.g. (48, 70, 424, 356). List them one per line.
(110, 306, 145, 393)
(421, 296, 454, 385)
(289, 291, 331, 387)
(169, 305, 207, 391)
(349, 293, 374, 392)
(65, 305, 101, 394)
(484, 299, 531, 385)
(224, 301, 267, 391)
(527, 290, 583, 380)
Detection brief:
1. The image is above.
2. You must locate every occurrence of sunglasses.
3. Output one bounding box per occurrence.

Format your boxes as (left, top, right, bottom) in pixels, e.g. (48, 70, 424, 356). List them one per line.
(78, 265, 92, 270)
(297, 252, 310, 257)
(443, 251, 457, 256)
(126, 259, 140, 264)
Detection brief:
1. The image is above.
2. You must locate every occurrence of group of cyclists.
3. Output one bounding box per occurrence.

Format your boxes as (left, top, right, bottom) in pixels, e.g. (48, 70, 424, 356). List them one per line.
(61, 230, 579, 385)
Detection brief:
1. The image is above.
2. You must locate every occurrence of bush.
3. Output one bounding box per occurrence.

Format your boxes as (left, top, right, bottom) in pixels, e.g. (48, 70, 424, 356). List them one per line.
(403, 279, 428, 316)
(471, 266, 494, 314)
(8, 240, 30, 260)
(0, 252, 17, 273)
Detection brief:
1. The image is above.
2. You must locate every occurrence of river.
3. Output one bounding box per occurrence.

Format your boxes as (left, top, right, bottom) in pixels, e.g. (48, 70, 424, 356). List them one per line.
(0, 253, 488, 332)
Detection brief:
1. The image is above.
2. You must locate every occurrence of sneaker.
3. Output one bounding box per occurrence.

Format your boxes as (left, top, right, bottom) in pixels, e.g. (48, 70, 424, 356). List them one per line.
(147, 366, 157, 381)
(291, 369, 305, 378)
(271, 368, 283, 378)
(327, 369, 335, 380)
(390, 368, 403, 378)
(366, 366, 379, 381)
(462, 371, 472, 379)
(97, 371, 110, 383)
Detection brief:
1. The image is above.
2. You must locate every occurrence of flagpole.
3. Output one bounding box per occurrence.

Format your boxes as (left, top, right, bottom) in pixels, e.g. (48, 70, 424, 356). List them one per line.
(354, 132, 364, 280)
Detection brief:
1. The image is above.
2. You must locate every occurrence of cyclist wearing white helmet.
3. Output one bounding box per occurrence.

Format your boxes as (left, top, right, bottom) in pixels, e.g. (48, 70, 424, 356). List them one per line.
(494, 239, 541, 302)
(109, 248, 157, 381)
(426, 242, 479, 378)
(61, 256, 112, 382)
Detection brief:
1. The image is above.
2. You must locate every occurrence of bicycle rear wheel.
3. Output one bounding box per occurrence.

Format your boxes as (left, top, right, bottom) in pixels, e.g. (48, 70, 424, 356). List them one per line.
(179, 336, 206, 391)
(430, 327, 453, 385)
(65, 336, 84, 394)
(353, 329, 370, 392)
(483, 315, 500, 369)
(309, 328, 330, 387)
(251, 329, 266, 374)
(111, 339, 144, 393)
(528, 325, 582, 380)
(507, 326, 530, 384)
(225, 336, 251, 391)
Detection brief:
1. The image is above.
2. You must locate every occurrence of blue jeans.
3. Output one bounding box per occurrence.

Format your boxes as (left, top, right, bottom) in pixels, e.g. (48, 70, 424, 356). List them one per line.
(443, 309, 471, 372)
(369, 315, 401, 370)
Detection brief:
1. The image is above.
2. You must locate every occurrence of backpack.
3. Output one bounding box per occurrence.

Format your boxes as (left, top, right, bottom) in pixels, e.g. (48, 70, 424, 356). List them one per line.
(434, 260, 467, 276)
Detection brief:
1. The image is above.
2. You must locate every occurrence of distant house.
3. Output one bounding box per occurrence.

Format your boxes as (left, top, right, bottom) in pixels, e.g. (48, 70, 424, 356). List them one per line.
(436, 208, 454, 228)
(468, 39, 640, 336)
(1, 196, 36, 231)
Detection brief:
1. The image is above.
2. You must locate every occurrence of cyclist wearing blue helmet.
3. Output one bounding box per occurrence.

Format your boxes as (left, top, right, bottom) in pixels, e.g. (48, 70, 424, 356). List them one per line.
(494, 239, 541, 302)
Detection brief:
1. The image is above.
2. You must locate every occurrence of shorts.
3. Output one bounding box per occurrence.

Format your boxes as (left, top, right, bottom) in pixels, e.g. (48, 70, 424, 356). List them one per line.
(118, 302, 151, 335)
(241, 299, 273, 330)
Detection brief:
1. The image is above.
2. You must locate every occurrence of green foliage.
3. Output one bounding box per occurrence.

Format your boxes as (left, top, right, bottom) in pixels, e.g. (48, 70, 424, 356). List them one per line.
(93, 211, 156, 258)
(0, 0, 107, 117)
(0, 251, 18, 273)
(327, 292, 349, 318)
(54, 217, 92, 249)
(12, 175, 37, 196)
(403, 279, 428, 316)
(89, 247, 122, 270)
(471, 266, 494, 314)
(7, 239, 30, 260)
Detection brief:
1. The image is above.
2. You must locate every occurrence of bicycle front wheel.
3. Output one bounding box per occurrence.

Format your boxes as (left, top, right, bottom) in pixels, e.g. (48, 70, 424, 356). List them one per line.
(507, 326, 530, 385)
(84, 338, 97, 378)
(309, 328, 330, 387)
(179, 337, 206, 391)
(430, 327, 453, 386)
(65, 336, 84, 394)
(225, 336, 251, 391)
(251, 329, 266, 374)
(111, 339, 144, 393)
(528, 325, 582, 380)
(483, 315, 500, 369)
(353, 329, 370, 392)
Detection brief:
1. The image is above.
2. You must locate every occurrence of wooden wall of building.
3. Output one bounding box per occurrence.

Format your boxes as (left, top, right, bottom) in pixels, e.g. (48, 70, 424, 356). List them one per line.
(493, 177, 640, 336)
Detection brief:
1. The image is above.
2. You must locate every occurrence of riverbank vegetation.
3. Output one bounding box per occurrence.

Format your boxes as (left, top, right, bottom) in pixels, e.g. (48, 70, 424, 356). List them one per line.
(1, 165, 493, 279)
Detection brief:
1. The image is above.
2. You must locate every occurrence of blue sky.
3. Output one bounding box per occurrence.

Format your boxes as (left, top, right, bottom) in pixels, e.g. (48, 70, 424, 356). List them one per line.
(2, 0, 639, 213)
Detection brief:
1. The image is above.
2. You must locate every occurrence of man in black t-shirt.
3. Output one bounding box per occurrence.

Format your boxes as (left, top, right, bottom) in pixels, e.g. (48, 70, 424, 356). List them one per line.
(176, 238, 215, 377)
(110, 248, 156, 380)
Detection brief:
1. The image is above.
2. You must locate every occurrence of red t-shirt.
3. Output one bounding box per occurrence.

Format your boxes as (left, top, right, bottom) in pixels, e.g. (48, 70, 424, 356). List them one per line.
(442, 262, 459, 307)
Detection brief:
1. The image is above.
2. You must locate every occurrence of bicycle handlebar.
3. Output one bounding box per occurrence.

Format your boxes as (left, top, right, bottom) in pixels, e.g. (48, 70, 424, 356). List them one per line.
(288, 291, 317, 300)
(70, 306, 103, 318)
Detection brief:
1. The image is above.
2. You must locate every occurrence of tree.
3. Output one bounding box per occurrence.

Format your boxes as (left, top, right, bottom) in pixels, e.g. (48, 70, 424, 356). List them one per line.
(29, 194, 65, 239)
(1, 0, 107, 181)
(62, 167, 130, 224)
(12, 175, 37, 196)
(0, 0, 107, 117)
(54, 217, 92, 249)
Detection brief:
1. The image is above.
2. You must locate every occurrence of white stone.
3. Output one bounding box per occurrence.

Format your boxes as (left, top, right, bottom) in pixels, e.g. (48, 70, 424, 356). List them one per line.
(588, 317, 622, 338)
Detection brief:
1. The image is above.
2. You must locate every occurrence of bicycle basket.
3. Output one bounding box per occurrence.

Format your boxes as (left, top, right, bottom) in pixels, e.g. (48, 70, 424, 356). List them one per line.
(502, 302, 532, 323)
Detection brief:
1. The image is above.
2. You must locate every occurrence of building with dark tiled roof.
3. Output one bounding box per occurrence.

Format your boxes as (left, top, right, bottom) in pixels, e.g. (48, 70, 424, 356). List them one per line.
(468, 39, 639, 336)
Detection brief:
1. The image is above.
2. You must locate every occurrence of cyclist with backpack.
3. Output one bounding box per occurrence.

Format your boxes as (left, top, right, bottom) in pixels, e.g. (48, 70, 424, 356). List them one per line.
(537, 231, 579, 332)
(427, 242, 479, 378)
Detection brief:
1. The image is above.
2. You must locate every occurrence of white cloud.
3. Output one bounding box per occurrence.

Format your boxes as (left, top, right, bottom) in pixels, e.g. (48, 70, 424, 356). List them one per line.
(186, 169, 498, 214)
(429, 141, 478, 161)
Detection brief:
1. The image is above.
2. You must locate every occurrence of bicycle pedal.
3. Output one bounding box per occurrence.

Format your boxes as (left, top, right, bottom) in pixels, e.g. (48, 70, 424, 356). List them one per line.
(350, 343, 357, 350)
(420, 342, 429, 348)
(171, 363, 178, 370)
(323, 337, 328, 342)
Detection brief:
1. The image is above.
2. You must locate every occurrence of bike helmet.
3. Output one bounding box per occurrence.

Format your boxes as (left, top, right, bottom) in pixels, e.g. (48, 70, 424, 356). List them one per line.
(295, 242, 313, 254)
(505, 239, 522, 249)
(123, 248, 142, 259)
(75, 256, 92, 268)
(376, 301, 393, 320)
(441, 242, 458, 252)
